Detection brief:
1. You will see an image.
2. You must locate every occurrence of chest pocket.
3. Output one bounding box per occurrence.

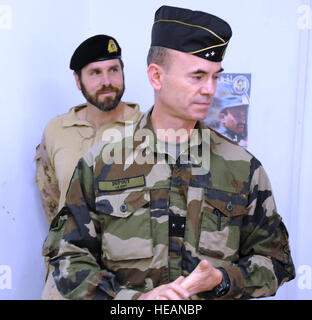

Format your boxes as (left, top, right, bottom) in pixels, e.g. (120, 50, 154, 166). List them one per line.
(95, 190, 153, 261)
(198, 188, 248, 261)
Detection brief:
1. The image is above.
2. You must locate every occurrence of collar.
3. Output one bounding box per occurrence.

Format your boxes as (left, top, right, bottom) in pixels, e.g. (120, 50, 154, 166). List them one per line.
(62, 102, 141, 128)
(131, 107, 215, 169)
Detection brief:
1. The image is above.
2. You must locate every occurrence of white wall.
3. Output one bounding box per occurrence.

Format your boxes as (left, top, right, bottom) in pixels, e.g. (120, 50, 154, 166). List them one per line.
(0, 0, 311, 299)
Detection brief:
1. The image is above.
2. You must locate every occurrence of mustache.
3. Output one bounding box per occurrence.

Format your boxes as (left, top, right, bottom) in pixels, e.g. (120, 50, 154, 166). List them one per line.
(96, 85, 119, 94)
(236, 123, 246, 128)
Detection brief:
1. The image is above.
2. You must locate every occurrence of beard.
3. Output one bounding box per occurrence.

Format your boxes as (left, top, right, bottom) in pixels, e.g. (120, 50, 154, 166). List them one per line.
(80, 81, 125, 112)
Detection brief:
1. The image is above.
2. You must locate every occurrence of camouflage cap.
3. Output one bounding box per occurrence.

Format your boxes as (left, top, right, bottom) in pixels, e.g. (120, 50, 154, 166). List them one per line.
(70, 34, 122, 71)
(151, 5, 232, 62)
(212, 81, 249, 112)
(218, 95, 249, 113)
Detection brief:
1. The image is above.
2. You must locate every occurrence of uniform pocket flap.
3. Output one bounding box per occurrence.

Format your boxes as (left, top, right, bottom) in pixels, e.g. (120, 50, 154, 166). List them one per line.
(204, 188, 248, 217)
(96, 190, 150, 217)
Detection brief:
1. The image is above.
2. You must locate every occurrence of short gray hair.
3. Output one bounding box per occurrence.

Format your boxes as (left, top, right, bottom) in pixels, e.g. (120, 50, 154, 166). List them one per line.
(146, 46, 172, 69)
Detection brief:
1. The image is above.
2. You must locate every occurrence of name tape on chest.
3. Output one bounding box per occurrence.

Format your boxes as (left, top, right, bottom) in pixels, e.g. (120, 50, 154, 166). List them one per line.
(98, 175, 146, 191)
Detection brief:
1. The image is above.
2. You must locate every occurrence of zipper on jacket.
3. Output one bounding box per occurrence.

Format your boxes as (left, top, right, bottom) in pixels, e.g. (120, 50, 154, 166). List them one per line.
(213, 208, 222, 231)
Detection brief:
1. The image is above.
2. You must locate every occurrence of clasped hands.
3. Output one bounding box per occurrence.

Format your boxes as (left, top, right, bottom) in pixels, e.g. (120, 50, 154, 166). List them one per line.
(137, 259, 223, 300)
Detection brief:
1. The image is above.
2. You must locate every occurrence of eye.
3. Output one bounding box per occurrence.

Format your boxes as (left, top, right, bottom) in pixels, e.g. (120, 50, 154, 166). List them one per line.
(213, 74, 220, 80)
(192, 74, 203, 81)
(110, 66, 119, 73)
(90, 70, 101, 76)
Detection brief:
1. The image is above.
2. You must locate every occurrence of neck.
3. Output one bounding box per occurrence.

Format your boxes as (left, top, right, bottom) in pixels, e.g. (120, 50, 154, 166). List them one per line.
(151, 104, 197, 143)
(79, 102, 129, 128)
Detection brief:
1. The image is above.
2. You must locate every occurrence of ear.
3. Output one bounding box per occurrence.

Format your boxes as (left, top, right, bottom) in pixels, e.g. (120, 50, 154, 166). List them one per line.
(147, 63, 163, 91)
(73, 72, 82, 91)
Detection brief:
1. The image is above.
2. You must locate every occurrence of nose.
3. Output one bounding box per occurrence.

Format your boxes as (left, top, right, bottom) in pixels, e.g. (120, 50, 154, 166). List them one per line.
(200, 78, 217, 96)
(99, 72, 111, 87)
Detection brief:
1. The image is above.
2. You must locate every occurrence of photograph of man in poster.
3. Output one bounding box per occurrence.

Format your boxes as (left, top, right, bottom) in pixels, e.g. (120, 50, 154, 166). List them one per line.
(218, 94, 249, 147)
(204, 73, 250, 148)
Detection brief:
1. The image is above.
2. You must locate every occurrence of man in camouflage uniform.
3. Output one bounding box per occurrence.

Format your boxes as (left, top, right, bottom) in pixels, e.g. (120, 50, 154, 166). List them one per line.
(43, 6, 295, 300)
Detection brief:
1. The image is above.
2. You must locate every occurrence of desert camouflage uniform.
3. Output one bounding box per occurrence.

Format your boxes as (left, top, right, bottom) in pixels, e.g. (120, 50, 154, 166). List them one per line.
(43, 109, 295, 300)
(35, 103, 142, 224)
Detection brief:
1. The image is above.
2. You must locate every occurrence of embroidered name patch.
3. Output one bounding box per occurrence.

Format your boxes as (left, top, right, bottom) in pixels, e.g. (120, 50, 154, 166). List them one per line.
(98, 175, 145, 191)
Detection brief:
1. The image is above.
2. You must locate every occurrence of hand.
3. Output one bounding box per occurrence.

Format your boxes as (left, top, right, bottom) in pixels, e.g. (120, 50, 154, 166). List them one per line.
(137, 276, 190, 300)
(181, 260, 223, 296)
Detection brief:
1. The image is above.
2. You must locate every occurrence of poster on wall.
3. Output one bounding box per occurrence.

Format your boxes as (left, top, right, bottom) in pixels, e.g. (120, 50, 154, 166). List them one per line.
(204, 73, 251, 148)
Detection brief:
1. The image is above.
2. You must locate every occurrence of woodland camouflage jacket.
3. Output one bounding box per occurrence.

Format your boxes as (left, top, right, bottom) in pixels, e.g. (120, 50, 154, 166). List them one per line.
(43, 109, 295, 300)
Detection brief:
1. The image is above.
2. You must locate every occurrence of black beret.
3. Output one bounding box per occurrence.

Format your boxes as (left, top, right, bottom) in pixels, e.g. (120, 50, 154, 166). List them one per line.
(151, 6, 232, 62)
(70, 34, 122, 71)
